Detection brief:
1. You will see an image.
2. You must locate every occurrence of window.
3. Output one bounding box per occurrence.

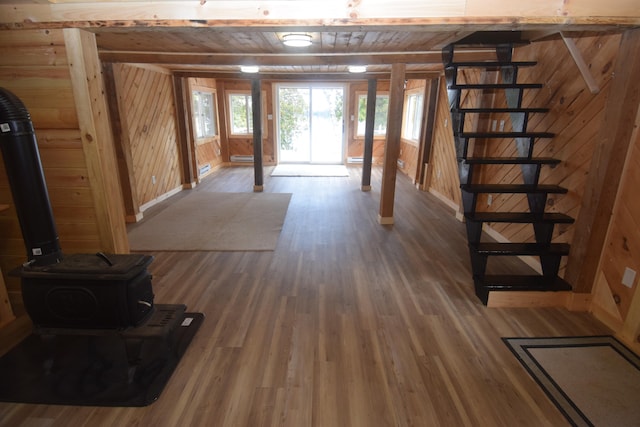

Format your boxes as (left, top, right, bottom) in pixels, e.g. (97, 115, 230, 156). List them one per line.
(229, 93, 253, 135)
(192, 90, 217, 139)
(356, 93, 389, 137)
(402, 91, 424, 142)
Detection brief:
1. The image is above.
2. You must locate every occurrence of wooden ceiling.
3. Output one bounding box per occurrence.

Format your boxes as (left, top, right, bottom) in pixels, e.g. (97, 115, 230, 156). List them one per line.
(2, 0, 640, 77)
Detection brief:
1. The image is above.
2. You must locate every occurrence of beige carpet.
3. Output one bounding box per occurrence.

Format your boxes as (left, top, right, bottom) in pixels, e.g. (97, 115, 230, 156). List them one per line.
(270, 164, 349, 177)
(128, 192, 292, 251)
(504, 336, 640, 427)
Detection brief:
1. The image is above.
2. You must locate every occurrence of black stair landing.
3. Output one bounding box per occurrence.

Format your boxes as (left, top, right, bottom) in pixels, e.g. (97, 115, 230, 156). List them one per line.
(474, 275, 572, 305)
(465, 212, 574, 224)
(471, 242, 570, 256)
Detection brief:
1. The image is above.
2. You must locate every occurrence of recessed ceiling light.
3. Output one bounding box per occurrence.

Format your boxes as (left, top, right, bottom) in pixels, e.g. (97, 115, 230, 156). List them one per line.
(240, 65, 260, 73)
(282, 33, 312, 47)
(348, 65, 367, 73)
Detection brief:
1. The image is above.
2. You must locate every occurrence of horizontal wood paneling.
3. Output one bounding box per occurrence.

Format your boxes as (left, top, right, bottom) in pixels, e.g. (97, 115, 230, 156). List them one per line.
(113, 63, 182, 207)
(0, 29, 101, 321)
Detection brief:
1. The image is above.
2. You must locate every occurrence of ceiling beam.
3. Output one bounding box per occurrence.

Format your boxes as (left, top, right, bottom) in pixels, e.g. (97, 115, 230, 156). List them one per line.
(99, 50, 496, 67)
(2, 1, 640, 29)
(173, 71, 439, 81)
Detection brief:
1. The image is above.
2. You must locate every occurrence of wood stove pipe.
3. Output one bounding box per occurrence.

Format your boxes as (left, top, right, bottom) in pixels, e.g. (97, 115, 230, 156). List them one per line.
(0, 87, 63, 266)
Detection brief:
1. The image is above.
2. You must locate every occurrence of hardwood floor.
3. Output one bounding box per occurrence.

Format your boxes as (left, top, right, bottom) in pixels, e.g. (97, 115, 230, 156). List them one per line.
(0, 166, 610, 426)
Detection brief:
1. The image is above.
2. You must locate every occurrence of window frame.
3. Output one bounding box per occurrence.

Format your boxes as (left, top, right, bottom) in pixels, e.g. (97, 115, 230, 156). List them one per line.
(226, 90, 268, 138)
(401, 88, 424, 145)
(191, 88, 219, 143)
(354, 91, 390, 140)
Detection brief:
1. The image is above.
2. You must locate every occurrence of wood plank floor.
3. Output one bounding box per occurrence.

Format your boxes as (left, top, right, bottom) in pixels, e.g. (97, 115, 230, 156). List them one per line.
(0, 166, 610, 426)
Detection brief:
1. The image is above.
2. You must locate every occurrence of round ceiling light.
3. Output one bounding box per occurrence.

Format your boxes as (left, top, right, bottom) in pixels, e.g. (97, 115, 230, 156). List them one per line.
(282, 33, 312, 47)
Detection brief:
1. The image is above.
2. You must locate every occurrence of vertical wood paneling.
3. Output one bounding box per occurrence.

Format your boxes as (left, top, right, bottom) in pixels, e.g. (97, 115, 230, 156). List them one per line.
(0, 29, 101, 319)
(113, 64, 181, 207)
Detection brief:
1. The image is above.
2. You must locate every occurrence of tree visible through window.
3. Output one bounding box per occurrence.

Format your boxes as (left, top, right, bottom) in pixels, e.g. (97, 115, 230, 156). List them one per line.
(192, 90, 217, 139)
(357, 94, 389, 136)
(229, 93, 253, 135)
(403, 92, 423, 142)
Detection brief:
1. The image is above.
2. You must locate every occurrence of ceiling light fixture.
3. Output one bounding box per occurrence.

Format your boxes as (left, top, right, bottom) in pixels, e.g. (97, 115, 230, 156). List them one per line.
(282, 33, 312, 47)
(240, 65, 260, 73)
(348, 65, 367, 73)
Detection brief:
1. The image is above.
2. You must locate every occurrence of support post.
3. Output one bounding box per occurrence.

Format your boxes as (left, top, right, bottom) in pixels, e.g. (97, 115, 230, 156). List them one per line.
(361, 78, 377, 191)
(173, 75, 197, 189)
(378, 63, 406, 224)
(251, 79, 264, 192)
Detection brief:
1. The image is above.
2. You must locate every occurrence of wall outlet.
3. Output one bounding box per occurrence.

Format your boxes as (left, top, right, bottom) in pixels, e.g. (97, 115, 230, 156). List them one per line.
(151, 176, 156, 185)
(487, 195, 493, 206)
(622, 267, 637, 288)
(499, 120, 505, 131)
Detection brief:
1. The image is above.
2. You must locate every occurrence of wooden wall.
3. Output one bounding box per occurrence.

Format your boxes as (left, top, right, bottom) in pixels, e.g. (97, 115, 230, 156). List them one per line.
(112, 63, 182, 209)
(0, 29, 102, 319)
(426, 77, 462, 211)
(591, 97, 640, 352)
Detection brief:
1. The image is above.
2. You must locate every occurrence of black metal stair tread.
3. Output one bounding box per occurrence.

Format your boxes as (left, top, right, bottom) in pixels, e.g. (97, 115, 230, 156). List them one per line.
(457, 131, 554, 139)
(462, 157, 560, 165)
(461, 184, 568, 194)
(465, 212, 574, 223)
(471, 242, 570, 256)
(454, 107, 549, 113)
(449, 83, 543, 90)
(477, 275, 572, 292)
(445, 61, 538, 69)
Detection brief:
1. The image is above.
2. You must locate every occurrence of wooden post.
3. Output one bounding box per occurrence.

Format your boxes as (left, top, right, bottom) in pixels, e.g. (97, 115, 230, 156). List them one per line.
(64, 28, 129, 253)
(416, 78, 439, 190)
(252, 78, 264, 192)
(378, 63, 406, 224)
(564, 28, 640, 293)
(361, 78, 377, 191)
(173, 75, 197, 188)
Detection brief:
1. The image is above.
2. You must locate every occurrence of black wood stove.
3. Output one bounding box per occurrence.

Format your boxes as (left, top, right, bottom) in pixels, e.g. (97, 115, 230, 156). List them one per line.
(0, 87, 154, 330)
(0, 87, 203, 406)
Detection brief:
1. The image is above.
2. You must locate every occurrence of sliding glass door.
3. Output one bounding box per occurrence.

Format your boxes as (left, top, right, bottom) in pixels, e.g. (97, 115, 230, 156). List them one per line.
(276, 84, 345, 164)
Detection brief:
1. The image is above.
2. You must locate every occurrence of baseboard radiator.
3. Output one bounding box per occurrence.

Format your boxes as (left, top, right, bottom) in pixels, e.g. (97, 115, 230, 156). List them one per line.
(230, 155, 254, 163)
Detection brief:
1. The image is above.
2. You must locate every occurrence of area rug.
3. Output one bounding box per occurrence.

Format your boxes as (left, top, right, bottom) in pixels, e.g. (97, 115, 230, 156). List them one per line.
(128, 192, 291, 251)
(503, 336, 640, 427)
(270, 164, 349, 177)
(0, 305, 203, 407)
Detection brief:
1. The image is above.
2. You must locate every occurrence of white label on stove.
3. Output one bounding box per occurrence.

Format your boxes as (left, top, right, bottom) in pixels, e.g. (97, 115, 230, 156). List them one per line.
(181, 317, 193, 327)
(0, 123, 10, 133)
(32, 248, 42, 255)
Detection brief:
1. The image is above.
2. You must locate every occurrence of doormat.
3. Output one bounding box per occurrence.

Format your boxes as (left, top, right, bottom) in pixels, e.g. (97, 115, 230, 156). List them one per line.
(270, 164, 349, 177)
(0, 305, 203, 407)
(503, 336, 640, 427)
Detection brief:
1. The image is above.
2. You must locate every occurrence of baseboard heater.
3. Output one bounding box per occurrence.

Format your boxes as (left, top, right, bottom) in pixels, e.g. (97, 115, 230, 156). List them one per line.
(230, 155, 254, 162)
(347, 157, 363, 164)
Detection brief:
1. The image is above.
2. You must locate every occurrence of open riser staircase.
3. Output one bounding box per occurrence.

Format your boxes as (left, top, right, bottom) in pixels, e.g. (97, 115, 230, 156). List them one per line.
(442, 40, 573, 305)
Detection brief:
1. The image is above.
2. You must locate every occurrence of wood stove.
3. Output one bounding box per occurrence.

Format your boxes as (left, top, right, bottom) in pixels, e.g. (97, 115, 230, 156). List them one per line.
(0, 87, 154, 330)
